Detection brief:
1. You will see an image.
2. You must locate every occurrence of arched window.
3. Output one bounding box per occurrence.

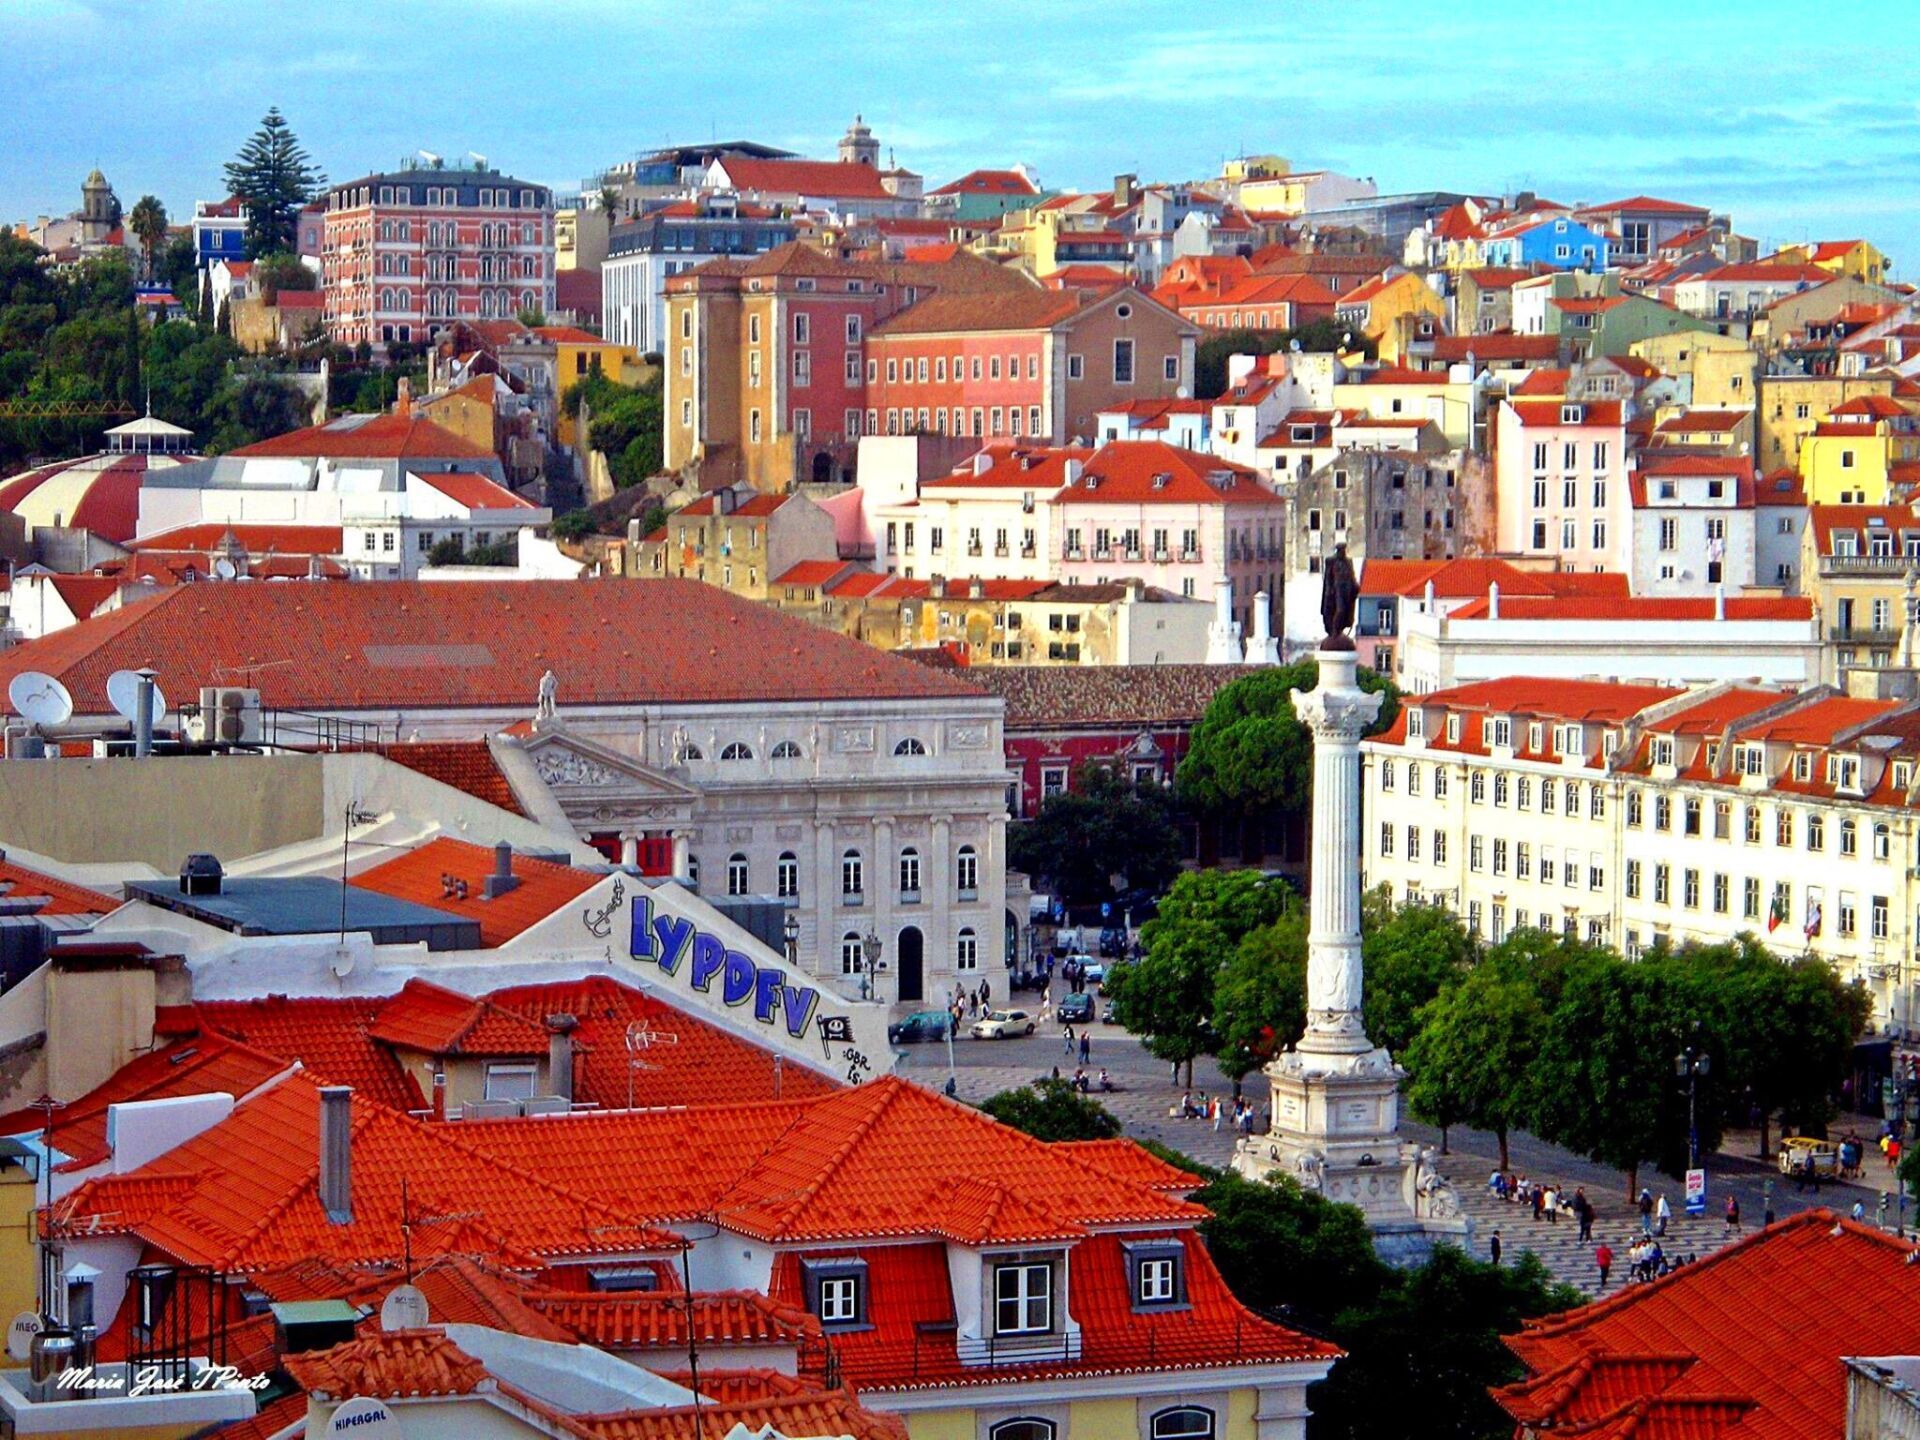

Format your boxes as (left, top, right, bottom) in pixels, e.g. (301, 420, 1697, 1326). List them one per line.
(988, 1422, 1055, 1440)
(899, 847, 921, 897)
(957, 927, 977, 970)
(1875, 822, 1892, 859)
(841, 849, 864, 898)
(1150, 1407, 1215, 1440)
(521, 290, 536, 311)
(840, 931, 864, 974)
(481, 291, 496, 317)
(771, 739, 803, 759)
(956, 845, 979, 895)
(777, 852, 799, 899)
(894, 737, 927, 756)
(681, 743, 703, 760)
(720, 742, 754, 761)
(726, 853, 750, 896)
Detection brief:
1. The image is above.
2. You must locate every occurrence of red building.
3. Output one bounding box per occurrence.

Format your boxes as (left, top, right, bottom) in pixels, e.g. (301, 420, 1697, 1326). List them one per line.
(323, 165, 555, 349)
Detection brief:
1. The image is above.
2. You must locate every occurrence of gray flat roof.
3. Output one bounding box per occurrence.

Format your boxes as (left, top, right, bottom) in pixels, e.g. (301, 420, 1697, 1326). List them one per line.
(125, 877, 481, 951)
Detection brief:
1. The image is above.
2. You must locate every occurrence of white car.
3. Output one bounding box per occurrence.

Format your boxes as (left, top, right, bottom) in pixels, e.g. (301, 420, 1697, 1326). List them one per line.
(970, 1008, 1037, 1040)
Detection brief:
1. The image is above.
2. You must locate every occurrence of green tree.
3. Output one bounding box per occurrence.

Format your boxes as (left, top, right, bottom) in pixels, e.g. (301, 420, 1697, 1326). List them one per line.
(1359, 890, 1474, 1057)
(552, 510, 596, 542)
(1176, 662, 1398, 820)
(977, 1079, 1123, 1141)
(566, 370, 664, 487)
(1402, 951, 1547, 1169)
(1107, 869, 1293, 1085)
(160, 232, 199, 307)
(1212, 904, 1308, 1079)
(1007, 766, 1182, 910)
(198, 268, 214, 329)
(215, 298, 231, 338)
(128, 195, 169, 282)
(223, 107, 325, 257)
(516, 307, 548, 328)
(204, 371, 306, 453)
(254, 253, 317, 303)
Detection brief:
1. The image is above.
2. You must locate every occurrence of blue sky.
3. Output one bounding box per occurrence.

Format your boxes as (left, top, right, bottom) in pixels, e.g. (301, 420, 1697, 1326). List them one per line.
(4, 0, 1917, 269)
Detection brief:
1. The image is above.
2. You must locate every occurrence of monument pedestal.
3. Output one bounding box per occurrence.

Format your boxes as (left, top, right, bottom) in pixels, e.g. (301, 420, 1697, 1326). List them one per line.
(1229, 639, 1468, 1264)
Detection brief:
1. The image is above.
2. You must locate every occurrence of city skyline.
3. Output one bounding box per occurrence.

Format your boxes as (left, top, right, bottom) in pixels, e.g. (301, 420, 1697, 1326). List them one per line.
(5, 0, 1918, 264)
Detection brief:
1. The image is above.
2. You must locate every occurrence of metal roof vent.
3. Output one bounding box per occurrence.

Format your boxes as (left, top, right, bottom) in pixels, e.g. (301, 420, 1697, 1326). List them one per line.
(180, 854, 224, 896)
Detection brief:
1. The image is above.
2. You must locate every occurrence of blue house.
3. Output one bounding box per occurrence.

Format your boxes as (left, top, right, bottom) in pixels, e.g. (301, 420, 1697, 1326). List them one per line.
(1483, 214, 1610, 271)
(191, 198, 248, 271)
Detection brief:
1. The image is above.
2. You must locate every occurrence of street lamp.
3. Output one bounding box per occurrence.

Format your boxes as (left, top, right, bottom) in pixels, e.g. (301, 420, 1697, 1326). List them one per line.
(782, 911, 800, 966)
(1675, 1039, 1711, 1171)
(860, 927, 885, 1002)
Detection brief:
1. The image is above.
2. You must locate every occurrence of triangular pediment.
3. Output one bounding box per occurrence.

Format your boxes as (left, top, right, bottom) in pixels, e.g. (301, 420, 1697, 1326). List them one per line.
(518, 729, 703, 803)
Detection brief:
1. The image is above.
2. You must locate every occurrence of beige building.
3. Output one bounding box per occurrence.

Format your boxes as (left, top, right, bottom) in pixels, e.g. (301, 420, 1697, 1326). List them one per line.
(626, 485, 839, 599)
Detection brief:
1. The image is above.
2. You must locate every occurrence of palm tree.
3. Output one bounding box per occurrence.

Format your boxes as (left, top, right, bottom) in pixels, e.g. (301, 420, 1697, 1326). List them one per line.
(129, 195, 169, 282)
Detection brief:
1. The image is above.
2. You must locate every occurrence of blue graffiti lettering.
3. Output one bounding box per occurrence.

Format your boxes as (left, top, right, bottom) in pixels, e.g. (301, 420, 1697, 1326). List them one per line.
(752, 967, 783, 1023)
(722, 950, 756, 1006)
(653, 913, 695, 976)
(780, 984, 821, 1038)
(627, 895, 655, 960)
(689, 933, 727, 992)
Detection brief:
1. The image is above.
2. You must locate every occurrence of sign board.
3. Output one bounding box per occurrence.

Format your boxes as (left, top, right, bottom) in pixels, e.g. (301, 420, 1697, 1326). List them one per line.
(329, 1396, 405, 1439)
(6, 1312, 42, 1363)
(379, 1284, 429, 1332)
(1684, 1167, 1707, 1216)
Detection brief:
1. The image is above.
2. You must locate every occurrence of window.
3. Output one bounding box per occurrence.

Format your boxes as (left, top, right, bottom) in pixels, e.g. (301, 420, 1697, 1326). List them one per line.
(899, 847, 921, 896)
(771, 739, 803, 759)
(777, 851, 799, 899)
(842, 849, 864, 899)
(1470, 835, 1484, 872)
(1113, 338, 1135, 384)
(1654, 863, 1670, 904)
(1745, 805, 1762, 844)
(726, 852, 750, 896)
(1151, 1408, 1216, 1440)
(1127, 1241, 1187, 1308)
(1517, 842, 1532, 879)
(1807, 813, 1825, 851)
(1067, 354, 1084, 380)
(957, 845, 979, 895)
(1432, 830, 1446, 865)
(1625, 859, 1641, 899)
(720, 741, 754, 761)
(957, 927, 978, 970)
(894, 737, 927, 756)
(1713, 872, 1729, 913)
(989, 1423, 1056, 1440)
(1470, 771, 1486, 804)
(1744, 876, 1761, 920)
(1380, 822, 1395, 858)
(1841, 820, 1858, 857)
(840, 932, 864, 973)
(1381, 759, 1397, 792)
(1684, 798, 1702, 836)
(484, 1063, 537, 1101)
(1875, 823, 1892, 860)
(1654, 796, 1672, 830)
(802, 1259, 867, 1330)
(995, 1262, 1052, 1334)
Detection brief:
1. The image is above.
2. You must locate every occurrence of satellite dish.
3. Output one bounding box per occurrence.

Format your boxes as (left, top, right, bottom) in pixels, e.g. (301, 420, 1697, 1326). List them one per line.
(8, 672, 73, 727)
(379, 1284, 430, 1332)
(213, 557, 237, 580)
(7, 1312, 43, 1363)
(330, 945, 356, 980)
(106, 670, 167, 727)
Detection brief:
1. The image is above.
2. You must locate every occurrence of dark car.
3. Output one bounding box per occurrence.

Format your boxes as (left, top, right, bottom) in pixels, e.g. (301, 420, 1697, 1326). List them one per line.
(1098, 927, 1128, 958)
(887, 1010, 952, 1045)
(1058, 992, 1096, 1025)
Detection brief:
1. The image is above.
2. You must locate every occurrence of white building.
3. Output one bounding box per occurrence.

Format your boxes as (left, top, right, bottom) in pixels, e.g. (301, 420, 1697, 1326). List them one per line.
(1491, 396, 1636, 571)
(1363, 677, 1920, 1034)
(0, 577, 1012, 1008)
(1628, 453, 1760, 595)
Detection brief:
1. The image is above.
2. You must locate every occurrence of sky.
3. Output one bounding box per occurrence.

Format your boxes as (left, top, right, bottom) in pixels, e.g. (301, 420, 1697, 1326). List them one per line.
(4, 0, 1918, 269)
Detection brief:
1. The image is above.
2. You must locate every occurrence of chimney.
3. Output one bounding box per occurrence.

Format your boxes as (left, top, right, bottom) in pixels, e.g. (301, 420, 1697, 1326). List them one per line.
(547, 1014, 577, 1102)
(395, 376, 412, 418)
(1488, 581, 1500, 619)
(318, 1086, 352, 1224)
(483, 840, 521, 899)
(133, 669, 156, 759)
(972, 451, 993, 476)
(180, 853, 224, 896)
(1714, 583, 1726, 620)
(1423, 578, 1437, 611)
(1063, 459, 1084, 487)
(1113, 173, 1136, 208)
(431, 1068, 447, 1121)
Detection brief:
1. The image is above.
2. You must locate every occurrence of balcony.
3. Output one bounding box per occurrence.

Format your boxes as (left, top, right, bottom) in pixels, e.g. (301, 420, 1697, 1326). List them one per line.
(1151, 547, 1170, 563)
(994, 545, 1009, 558)
(1020, 544, 1036, 558)
(1821, 553, 1918, 577)
(955, 1330, 1084, 1369)
(1124, 547, 1143, 562)
(1064, 547, 1085, 561)
(967, 544, 983, 557)
(1092, 547, 1113, 562)
(1179, 547, 1200, 563)
(1831, 626, 1902, 645)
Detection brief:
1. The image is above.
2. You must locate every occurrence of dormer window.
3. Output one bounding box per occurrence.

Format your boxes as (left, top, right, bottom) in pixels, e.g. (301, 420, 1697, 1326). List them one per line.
(1528, 722, 1544, 752)
(1650, 737, 1675, 767)
(994, 1260, 1054, 1335)
(1555, 724, 1581, 756)
(1125, 1241, 1188, 1309)
(1735, 743, 1766, 776)
(1407, 709, 1425, 739)
(1445, 714, 1461, 743)
(1828, 754, 1862, 792)
(1794, 752, 1813, 782)
(1560, 404, 1583, 424)
(801, 1258, 869, 1331)
(1896, 761, 1914, 790)
(1483, 717, 1511, 747)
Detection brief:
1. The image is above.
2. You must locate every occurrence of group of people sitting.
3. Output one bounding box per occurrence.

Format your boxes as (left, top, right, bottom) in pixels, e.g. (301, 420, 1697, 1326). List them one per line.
(1176, 1093, 1262, 1135)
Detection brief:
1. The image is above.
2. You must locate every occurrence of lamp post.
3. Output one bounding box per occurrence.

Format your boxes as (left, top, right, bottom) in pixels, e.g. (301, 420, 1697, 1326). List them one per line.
(860, 926, 884, 1003)
(1675, 1037, 1711, 1171)
(782, 910, 800, 967)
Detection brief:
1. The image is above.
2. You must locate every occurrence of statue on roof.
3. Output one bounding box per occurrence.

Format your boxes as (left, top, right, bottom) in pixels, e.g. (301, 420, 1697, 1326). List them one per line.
(536, 669, 558, 721)
(1320, 542, 1359, 645)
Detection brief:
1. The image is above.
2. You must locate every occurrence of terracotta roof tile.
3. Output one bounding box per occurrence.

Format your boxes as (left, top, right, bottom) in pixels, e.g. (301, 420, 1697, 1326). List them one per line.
(414, 470, 535, 510)
(374, 740, 525, 815)
(285, 1328, 489, 1400)
(191, 995, 423, 1111)
(714, 157, 895, 200)
(368, 977, 552, 1054)
(127, 524, 345, 554)
(0, 855, 118, 915)
(230, 413, 493, 460)
(349, 838, 602, 948)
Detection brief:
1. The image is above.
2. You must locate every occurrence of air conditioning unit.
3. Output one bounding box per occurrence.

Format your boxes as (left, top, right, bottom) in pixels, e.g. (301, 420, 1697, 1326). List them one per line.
(192, 687, 264, 745)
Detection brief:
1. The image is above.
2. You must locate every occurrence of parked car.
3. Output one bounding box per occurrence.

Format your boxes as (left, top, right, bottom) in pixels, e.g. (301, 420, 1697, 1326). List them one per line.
(1081, 959, 1108, 986)
(1098, 926, 1128, 958)
(970, 1008, 1037, 1040)
(1058, 992, 1096, 1025)
(887, 1010, 952, 1045)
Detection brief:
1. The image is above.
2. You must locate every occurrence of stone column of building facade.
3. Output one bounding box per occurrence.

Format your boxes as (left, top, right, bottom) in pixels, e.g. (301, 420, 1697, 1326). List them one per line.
(1233, 642, 1464, 1260)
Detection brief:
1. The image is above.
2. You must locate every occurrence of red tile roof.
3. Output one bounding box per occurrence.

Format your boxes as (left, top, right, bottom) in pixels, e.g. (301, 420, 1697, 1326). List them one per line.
(929, 168, 1040, 198)
(871, 287, 1082, 336)
(1696, 262, 1830, 285)
(1583, 196, 1712, 217)
(1411, 677, 1686, 725)
(1428, 332, 1561, 363)
(923, 443, 1098, 490)
(0, 855, 118, 915)
(1498, 1212, 1920, 1440)
(772, 559, 855, 588)
(580, 1392, 909, 1440)
(1066, 441, 1280, 507)
(187, 994, 424, 1111)
(1741, 695, 1894, 745)
(1655, 409, 1750, 433)
(714, 157, 895, 200)
(1447, 594, 1812, 622)
(286, 1328, 488, 1400)
(368, 977, 552, 1054)
(350, 838, 601, 948)
(414, 470, 536, 510)
(526, 1288, 820, 1351)
(1650, 688, 1785, 736)
(0, 579, 985, 715)
(1508, 399, 1625, 428)
(374, 739, 525, 815)
(127, 524, 345, 554)
(229, 413, 493, 460)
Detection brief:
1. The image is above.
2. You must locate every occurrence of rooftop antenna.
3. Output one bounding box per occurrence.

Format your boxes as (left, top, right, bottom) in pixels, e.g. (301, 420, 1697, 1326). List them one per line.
(336, 801, 380, 950)
(624, 1020, 679, 1110)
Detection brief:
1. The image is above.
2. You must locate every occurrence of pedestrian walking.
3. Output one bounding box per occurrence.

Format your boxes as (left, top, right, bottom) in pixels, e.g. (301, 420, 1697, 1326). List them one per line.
(1543, 1185, 1559, 1224)
(1655, 1193, 1671, 1237)
(1211, 1097, 1223, 1132)
(1062, 1024, 1076, 1056)
(1489, 1230, 1502, 1267)
(1078, 1033, 1091, 1066)
(1531, 1185, 1545, 1223)
(1595, 1241, 1613, 1290)
(1724, 1194, 1741, 1234)
(1574, 1187, 1593, 1243)
(1638, 1187, 1655, 1236)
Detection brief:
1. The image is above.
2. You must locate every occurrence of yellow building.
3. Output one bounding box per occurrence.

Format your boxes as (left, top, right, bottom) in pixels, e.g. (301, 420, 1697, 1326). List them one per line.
(1755, 373, 1896, 474)
(1800, 502, 1920, 674)
(1798, 405, 1920, 505)
(538, 324, 650, 445)
(1335, 271, 1446, 364)
(1773, 239, 1891, 285)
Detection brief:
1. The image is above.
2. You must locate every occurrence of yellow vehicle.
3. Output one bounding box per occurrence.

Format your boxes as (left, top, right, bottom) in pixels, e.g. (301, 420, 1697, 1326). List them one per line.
(1778, 1136, 1840, 1182)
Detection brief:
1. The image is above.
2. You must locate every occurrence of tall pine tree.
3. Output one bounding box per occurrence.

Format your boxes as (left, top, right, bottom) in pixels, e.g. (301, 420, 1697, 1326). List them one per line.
(223, 108, 325, 257)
